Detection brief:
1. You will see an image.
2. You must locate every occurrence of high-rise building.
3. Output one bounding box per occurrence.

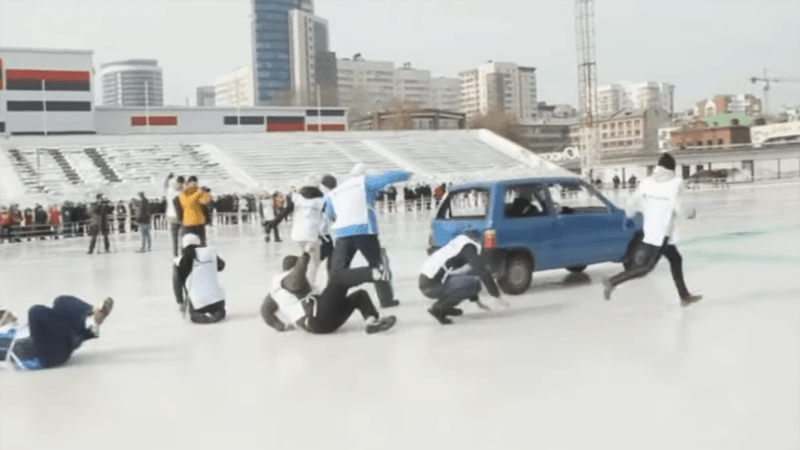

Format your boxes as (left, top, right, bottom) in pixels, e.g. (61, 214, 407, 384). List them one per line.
(196, 86, 216, 107)
(598, 81, 674, 117)
(394, 62, 431, 106)
(251, 0, 314, 105)
(459, 61, 537, 123)
(337, 56, 396, 115)
(99, 59, 163, 107)
(288, 9, 337, 106)
(214, 66, 254, 107)
(430, 77, 461, 112)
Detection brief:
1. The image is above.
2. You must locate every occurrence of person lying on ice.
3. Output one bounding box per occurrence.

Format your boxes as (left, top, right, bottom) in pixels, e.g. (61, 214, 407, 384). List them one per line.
(420, 230, 507, 325)
(173, 233, 227, 324)
(0, 296, 113, 370)
(260, 252, 396, 334)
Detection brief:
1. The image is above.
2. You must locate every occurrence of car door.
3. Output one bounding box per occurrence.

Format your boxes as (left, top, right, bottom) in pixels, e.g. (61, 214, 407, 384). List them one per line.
(545, 180, 621, 267)
(498, 182, 559, 270)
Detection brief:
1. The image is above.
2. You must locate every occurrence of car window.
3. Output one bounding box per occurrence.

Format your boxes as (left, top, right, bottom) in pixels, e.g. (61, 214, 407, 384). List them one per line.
(547, 182, 608, 214)
(504, 184, 548, 218)
(439, 188, 490, 219)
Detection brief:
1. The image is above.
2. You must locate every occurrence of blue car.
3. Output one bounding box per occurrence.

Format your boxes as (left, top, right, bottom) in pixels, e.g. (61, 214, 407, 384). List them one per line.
(428, 177, 644, 295)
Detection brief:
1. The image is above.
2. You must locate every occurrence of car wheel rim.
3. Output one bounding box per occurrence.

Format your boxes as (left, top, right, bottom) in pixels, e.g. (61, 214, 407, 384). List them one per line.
(508, 263, 528, 286)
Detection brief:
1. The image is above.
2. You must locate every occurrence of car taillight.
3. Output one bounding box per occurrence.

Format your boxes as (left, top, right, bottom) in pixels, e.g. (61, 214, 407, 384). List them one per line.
(483, 229, 497, 249)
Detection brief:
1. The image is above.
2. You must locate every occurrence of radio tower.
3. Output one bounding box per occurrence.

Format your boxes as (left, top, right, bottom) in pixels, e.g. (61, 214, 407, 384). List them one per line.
(575, 0, 599, 179)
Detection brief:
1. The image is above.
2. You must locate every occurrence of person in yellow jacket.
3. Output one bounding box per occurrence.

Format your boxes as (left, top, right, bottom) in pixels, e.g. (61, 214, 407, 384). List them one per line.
(179, 176, 212, 246)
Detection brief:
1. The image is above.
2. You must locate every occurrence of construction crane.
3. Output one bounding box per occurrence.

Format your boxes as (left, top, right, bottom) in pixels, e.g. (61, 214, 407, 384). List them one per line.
(750, 68, 800, 115)
(575, 0, 599, 179)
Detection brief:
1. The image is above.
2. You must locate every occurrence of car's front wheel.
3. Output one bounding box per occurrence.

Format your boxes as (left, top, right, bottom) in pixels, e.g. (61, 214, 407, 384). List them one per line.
(623, 234, 646, 271)
(498, 253, 533, 295)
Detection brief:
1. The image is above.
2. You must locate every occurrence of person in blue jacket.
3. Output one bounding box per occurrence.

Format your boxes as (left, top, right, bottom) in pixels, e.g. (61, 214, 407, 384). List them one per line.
(324, 164, 411, 308)
(0, 296, 113, 370)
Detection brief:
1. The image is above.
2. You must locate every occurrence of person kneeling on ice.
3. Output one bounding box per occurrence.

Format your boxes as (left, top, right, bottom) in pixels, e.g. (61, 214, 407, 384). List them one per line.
(420, 230, 506, 325)
(0, 296, 113, 370)
(260, 252, 396, 334)
(173, 233, 227, 324)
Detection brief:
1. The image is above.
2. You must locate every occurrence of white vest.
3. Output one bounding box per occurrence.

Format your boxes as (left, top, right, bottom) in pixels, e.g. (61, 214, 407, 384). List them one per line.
(186, 247, 225, 310)
(260, 199, 275, 221)
(291, 195, 324, 242)
(330, 176, 369, 230)
(270, 271, 308, 325)
(421, 235, 479, 282)
(638, 176, 682, 246)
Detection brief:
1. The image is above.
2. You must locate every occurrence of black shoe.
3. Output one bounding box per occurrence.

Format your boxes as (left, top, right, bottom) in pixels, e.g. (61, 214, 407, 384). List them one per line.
(428, 307, 453, 325)
(275, 238, 282, 242)
(681, 294, 703, 307)
(444, 307, 463, 316)
(87, 250, 93, 254)
(366, 316, 396, 334)
(264, 236, 270, 243)
(380, 299, 400, 308)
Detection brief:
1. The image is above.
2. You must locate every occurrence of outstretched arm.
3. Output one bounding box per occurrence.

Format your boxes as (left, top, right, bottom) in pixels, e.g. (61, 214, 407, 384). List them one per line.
(463, 245, 500, 297)
(281, 253, 311, 293)
(365, 170, 411, 193)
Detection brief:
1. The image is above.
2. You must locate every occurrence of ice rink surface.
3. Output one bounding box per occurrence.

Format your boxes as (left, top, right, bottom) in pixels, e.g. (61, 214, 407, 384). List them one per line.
(1, 181, 799, 450)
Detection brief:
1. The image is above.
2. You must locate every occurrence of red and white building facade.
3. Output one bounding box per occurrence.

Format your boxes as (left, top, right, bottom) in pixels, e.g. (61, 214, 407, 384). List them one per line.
(1, 47, 347, 137)
(0, 47, 95, 136)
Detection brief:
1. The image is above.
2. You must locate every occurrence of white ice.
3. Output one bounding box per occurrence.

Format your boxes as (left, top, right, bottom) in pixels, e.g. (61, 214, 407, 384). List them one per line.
(1, 181, 799, 450)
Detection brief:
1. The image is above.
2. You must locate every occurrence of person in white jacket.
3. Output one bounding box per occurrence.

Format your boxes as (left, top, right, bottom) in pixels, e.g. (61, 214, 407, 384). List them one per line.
(173, 233, 227, 324)
(603, 153, 702, 307)
(164, 173, 185, 257)
(273, 185, 327, 286)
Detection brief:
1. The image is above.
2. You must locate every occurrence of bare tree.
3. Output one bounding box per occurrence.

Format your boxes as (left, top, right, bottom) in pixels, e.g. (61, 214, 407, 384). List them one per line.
(468, 110, 523, 145)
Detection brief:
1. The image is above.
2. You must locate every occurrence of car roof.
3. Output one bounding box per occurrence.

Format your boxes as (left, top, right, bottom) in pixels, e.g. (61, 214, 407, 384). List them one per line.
(449, 176, 583, 191)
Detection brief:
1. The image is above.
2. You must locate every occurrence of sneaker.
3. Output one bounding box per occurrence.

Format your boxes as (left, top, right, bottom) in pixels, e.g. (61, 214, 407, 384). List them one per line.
(378, 248, 392, 282)
(93, 297, 114, 325)
(380, 299, 400, 308)
(444, 307, 463, 316)
(428, 307, 453, 325)
(681, 294, 703, 307)
(365, 315, 396, 334)
(603, 278, 614, 301)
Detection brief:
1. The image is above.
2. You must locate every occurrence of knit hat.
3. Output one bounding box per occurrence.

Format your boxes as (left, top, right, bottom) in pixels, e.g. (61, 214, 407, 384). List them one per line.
(657, 152, 676, 171)
(320, 174, 337, 190)
(182, 233, 201, 248)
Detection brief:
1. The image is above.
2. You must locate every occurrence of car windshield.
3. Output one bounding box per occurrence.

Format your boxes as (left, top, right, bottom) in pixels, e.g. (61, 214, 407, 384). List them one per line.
(439, 188, 490, 219)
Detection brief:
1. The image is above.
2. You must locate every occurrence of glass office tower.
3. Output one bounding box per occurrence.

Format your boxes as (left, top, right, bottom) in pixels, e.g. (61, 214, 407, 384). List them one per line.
(251, 0, 313, 105)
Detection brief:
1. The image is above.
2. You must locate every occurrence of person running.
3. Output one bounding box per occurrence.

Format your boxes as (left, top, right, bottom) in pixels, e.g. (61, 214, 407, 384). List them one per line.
(324, 164, 411, 308)
(0, 296, 113, 370)
(260, 252, 395, 334)
(603, 152, 702, 307)
(172, 234, 227, 324)
(420, 230, 506, 324)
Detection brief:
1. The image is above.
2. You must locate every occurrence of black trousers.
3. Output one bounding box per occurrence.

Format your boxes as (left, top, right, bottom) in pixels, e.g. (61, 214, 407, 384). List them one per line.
(306, 267, 379, 334)
(28, 295, 95, 368)
(608, 239, 690, 299)
(189, 300, 226, 324)
(330, 234, 394, 306)
(88, 227, 109, 253)
(263, 221, 280, 241)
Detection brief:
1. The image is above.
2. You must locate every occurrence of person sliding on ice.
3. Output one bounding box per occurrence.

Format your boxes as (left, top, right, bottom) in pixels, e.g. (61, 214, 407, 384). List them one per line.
(324, 164, 411, 308)
(0, 296, 113, 370)
(173, 234, 227, 324)
(272, 182, 326, 287)
(260, 252, 396, 334)
(420, 230, 506, 324)
(603, 152, 702, 307)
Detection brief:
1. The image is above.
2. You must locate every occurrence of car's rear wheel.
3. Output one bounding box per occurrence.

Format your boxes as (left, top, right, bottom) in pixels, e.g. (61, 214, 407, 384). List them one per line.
(567, 265, 586, 273)
(498, 253, 533, 295)
(623, 233, 645, 271)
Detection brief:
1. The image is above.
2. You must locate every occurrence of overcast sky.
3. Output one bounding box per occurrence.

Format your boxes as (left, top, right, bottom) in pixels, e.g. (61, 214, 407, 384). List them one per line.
(1, 0, 799, 112)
